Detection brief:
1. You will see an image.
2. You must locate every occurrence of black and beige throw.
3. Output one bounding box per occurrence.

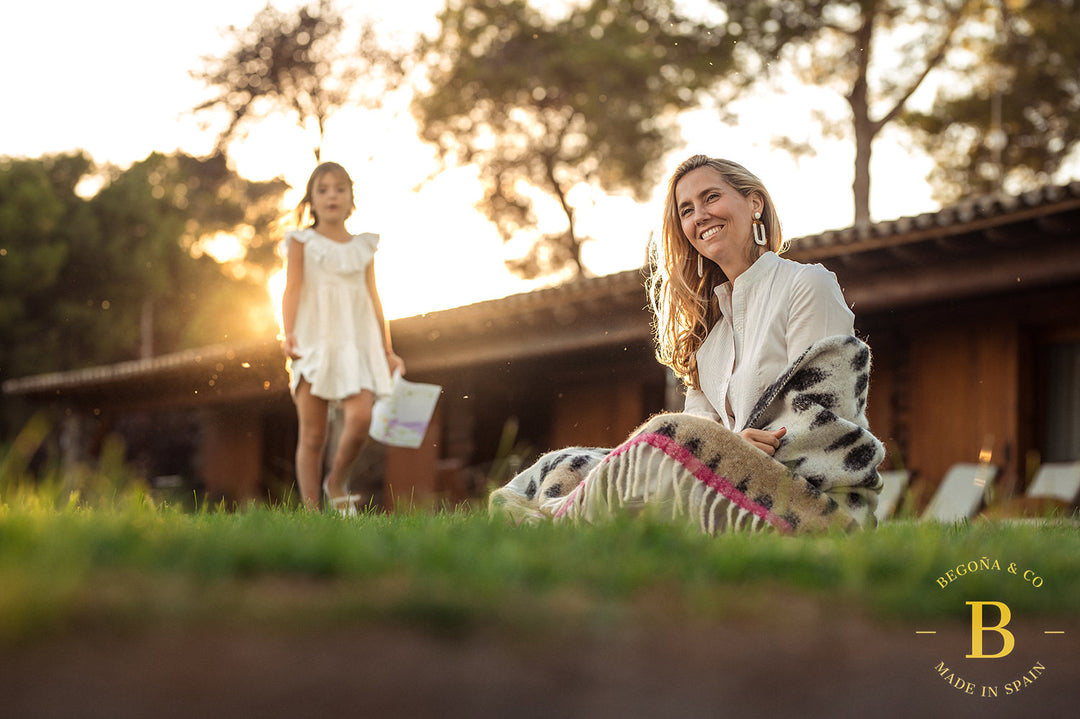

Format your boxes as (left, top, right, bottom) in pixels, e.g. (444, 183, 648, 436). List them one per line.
(490, 335, 884, 534)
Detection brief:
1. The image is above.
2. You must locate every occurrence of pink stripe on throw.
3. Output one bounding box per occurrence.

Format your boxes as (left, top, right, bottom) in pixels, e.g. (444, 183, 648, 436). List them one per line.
(554, 431, 792, 532)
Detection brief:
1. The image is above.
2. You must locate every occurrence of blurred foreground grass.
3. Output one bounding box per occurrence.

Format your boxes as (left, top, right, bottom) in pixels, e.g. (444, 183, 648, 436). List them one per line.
(1, 488, 1077, 646)
(2, 420, 1078, 646)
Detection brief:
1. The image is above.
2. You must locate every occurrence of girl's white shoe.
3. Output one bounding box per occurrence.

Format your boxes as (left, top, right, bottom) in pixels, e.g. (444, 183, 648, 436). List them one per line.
(322, 478, 362, 517)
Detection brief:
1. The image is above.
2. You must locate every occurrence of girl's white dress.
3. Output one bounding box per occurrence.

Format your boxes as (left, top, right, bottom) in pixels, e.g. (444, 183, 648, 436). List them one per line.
(285, 228, 393, 401)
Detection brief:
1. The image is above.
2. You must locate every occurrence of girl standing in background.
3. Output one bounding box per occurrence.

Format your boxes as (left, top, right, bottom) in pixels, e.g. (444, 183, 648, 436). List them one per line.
(280, 162, 405, 513)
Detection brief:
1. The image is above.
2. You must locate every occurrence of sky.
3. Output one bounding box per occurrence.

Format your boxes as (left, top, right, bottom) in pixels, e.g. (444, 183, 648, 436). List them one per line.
(1, 0, 942, 320)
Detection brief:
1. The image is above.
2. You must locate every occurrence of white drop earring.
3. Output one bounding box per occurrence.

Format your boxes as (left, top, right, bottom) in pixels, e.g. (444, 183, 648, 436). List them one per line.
(752, 211, 768, 246)
(697, 252, 704, 278)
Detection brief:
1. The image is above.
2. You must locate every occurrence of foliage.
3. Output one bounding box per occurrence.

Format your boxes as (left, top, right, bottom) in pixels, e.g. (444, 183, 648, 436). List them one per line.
(80, 152, 287, 355)
(693, 0, 987, 227)
(0, 414, 143, 513)
(692, 0, 1080, 222)
(191, 0, 405, 161)
(0, 153, 88, 380)
(0, 152, 288, 436)
(412, 0, 729, 278)
(904, 0, 1080, 203)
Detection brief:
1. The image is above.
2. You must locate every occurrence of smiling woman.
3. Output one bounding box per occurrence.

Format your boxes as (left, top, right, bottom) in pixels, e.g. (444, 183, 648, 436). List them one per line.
(643, 154, 883, 525)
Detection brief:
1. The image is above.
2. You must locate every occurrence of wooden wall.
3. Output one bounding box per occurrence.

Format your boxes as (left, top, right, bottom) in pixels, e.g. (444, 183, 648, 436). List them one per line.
(384, 404, 444, 510)
(550, 383, 646, 449)
(860, 282, 1080, 511)
(906, 322, 1021, 505)
(200, 406, 264, 502)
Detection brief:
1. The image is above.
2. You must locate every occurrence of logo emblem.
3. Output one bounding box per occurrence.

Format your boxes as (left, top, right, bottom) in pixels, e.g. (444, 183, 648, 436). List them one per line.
(919, 559, 1063, 699)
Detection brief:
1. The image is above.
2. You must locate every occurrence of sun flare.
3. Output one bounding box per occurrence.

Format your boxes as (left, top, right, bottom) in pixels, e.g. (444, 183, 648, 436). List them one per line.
(193, 230, 249, 264)
(267, 268, 286, 332)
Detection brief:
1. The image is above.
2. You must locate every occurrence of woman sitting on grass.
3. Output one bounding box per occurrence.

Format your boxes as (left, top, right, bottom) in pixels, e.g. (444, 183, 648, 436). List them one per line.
(491, 155, 884, 534)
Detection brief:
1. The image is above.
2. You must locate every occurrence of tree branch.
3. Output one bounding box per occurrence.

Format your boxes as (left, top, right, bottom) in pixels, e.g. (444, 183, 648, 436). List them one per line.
(871, 0, 974, 134)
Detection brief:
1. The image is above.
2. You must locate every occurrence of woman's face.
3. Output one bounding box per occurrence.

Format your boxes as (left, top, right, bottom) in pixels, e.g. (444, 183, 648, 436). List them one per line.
(675, 167, 760, 275)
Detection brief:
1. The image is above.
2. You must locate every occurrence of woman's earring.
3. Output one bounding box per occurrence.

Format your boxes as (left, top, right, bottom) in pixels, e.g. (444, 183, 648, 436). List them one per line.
(752, 211, 768, 246)
(697, 252, 704, 278)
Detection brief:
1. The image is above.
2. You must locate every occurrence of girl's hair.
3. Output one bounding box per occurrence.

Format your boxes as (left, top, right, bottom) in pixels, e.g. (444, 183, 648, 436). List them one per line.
(648, 154, 785, 389)
(295, 161, 356, 227)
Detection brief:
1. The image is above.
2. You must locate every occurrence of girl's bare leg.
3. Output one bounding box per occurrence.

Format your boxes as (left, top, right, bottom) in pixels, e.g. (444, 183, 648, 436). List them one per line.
(323, 390, 375, 499)
(293, 380, 329, 509)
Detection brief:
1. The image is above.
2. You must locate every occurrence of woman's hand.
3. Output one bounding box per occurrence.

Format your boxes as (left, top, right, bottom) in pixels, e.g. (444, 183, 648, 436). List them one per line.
(386, 351, 406, 377)
(738, 427, 787, 456)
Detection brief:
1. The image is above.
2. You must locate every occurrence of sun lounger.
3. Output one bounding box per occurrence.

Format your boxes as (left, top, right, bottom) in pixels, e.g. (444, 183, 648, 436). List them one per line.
(873, 469, 911, 523)
(1025, 462, 1080, 505)
(922, 462, 998, 523)
(975, 461, 1080, 522)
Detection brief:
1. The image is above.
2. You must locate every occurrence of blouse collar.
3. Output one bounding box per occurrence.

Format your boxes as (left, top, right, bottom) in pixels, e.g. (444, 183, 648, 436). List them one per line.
(712, 250, 778, 304)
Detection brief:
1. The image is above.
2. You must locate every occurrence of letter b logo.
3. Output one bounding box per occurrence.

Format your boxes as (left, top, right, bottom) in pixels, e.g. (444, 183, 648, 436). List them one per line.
(966, 601, 1015, 659)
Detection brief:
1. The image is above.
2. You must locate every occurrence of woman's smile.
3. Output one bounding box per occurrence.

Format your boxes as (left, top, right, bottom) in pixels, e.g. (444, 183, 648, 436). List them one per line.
(700, 224, 724, 241)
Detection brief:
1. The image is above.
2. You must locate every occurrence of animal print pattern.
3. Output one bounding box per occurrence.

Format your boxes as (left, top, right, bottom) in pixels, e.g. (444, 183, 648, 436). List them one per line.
(743, 335, 883, 521)
(488, 447, 608, 524)
(553, 413, 861, 534)
(490, 336, 883, 532)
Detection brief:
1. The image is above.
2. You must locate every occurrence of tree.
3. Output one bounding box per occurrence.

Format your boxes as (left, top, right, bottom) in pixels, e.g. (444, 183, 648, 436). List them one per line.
(0, 152, 287, 385)
(412, 0, 730, 278)
(192, 0, 404, 161)
(75, 152, 288, 359)
(695, 0, 990, 228)
(0, 153, 87, 381)
(904, 0, 1080, 203)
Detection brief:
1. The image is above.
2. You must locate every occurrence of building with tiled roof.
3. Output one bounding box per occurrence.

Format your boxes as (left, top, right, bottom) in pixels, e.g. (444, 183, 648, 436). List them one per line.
(6, 181, 1080, 513)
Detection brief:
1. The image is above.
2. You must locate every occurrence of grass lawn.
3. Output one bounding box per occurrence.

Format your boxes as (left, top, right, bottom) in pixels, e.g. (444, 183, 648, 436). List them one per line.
(1, 489, 1077, 645)
(1, 467, 1077, 718)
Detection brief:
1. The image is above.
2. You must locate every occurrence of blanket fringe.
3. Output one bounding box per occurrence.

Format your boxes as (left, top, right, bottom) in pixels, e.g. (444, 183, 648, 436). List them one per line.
(494, 413, 865, 535)
(551, 415, 861, 535)
(557, 434, 780, 535)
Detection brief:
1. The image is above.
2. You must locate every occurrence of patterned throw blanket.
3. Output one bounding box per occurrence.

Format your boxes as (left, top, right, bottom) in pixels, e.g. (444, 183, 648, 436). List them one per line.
(490, 335, 884, 534)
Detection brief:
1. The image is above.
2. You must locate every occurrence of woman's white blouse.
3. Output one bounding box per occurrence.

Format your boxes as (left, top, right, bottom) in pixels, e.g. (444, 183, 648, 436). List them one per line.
(684, 251, 854, 430)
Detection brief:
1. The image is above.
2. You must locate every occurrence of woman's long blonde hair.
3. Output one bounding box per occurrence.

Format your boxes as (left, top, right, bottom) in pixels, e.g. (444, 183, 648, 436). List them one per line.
(648, 155, 785, 389)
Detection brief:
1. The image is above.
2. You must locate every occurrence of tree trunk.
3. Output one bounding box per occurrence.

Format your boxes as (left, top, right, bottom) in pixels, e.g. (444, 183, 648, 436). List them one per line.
(845, 1, 966, 230)
(544, 156, 586, 277)
(852, 114, 874, 230)
(847, 8, 876, 230)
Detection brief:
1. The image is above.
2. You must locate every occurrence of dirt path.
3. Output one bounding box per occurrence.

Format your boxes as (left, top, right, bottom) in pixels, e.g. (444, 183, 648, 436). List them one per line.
(2, 611, 1076, 718)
